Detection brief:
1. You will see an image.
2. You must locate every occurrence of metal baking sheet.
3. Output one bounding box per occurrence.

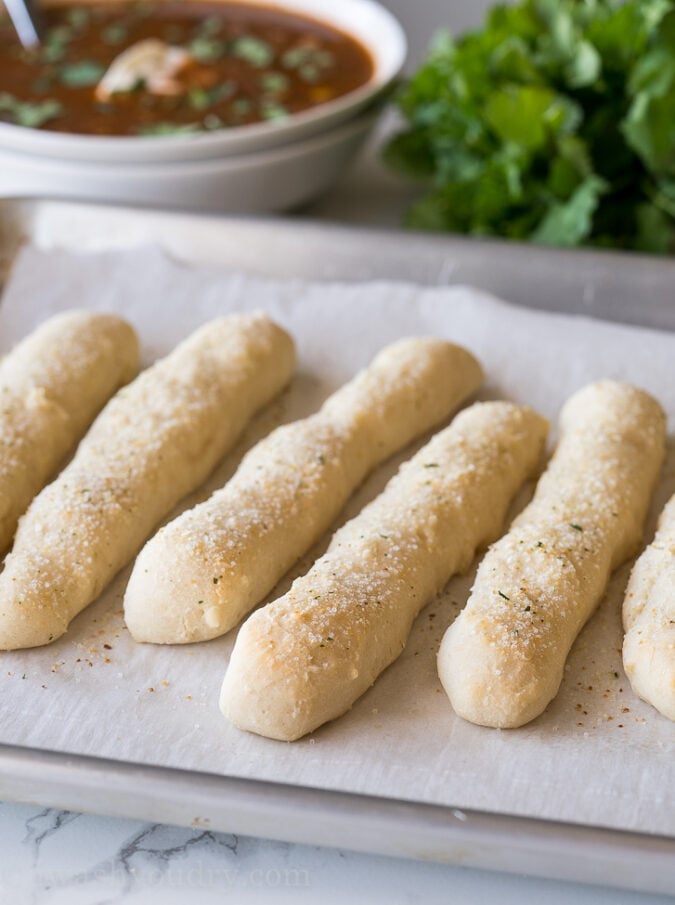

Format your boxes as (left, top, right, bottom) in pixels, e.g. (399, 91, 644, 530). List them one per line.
(0, 199, 674, 895)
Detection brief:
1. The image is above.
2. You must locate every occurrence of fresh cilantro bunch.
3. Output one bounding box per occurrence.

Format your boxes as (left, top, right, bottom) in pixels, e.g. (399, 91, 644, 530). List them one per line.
(385, 0, 675, 253)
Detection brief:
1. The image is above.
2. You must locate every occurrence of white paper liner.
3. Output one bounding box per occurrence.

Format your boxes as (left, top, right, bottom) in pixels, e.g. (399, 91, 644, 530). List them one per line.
(0, 244, 673, 836)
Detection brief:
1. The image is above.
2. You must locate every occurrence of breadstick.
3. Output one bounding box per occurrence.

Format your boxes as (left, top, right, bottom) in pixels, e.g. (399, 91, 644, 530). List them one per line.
(0, 313, 295, 650)
(439, 381, 666, 730)
(220, 401, 548, 741)
(124, 338, 483, 644)
(0, 310, 139, 555)
(622, 493, 675, 722)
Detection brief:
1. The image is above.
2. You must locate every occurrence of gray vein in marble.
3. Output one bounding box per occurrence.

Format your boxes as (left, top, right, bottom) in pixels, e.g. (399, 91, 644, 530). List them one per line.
(1, 802, 674, 905)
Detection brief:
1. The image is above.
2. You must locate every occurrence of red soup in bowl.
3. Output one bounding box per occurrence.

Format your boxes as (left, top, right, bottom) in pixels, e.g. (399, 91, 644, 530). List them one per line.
(0, 1, 374, 137)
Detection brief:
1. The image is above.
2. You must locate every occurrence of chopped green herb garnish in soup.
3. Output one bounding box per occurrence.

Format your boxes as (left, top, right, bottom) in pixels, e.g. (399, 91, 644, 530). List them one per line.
(0, 1, 373, 136)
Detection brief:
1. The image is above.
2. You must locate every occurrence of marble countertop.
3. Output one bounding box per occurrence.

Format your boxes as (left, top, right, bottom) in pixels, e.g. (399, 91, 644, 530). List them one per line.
(2, 800, 672, 905)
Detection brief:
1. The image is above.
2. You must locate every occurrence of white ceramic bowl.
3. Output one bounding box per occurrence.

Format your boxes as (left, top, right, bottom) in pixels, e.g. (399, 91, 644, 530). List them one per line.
(0, 108, 378, 212)
(0, 0, 406, 163)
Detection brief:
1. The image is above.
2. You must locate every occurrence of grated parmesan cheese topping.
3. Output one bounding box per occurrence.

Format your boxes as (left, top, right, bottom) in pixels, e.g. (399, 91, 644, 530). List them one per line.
(220, 401, 548, 740)
(439, 380, 666, 729)
(0, 312, 294, 650)
(0, 310, 138, 555)
(124, 337, 483, 643)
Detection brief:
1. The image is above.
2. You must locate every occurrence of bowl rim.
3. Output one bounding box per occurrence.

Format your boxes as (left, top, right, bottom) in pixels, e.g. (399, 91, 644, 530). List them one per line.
(0, 106, 380, 176)
(0, 0, 406, 157)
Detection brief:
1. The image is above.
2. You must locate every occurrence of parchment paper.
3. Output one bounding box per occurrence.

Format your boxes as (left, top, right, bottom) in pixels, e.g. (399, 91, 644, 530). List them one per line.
(0, 245, 673, 837)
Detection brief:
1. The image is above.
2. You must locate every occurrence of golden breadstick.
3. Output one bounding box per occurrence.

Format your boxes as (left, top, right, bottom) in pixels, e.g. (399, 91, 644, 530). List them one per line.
(0, 313, 294, 650)
(220, 401, 548, 741)
(124, 338, 483, 644)
(622, 493, 675, 722)
(0, 310, 138, 554)
(439, 381, 666, 729)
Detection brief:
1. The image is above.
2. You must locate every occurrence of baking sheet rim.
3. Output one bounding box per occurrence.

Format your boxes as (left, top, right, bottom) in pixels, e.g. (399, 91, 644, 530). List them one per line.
(1, 198, 674, 896)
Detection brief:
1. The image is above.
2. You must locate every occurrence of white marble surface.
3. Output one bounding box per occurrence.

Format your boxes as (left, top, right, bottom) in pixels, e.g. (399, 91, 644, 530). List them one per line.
(0, 801, 672, 905)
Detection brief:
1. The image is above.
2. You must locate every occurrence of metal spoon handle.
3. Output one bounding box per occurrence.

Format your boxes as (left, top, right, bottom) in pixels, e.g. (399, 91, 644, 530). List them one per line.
(4, 0, 44, 48)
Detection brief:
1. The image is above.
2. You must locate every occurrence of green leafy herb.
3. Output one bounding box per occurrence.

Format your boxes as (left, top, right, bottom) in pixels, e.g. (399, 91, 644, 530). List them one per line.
(187, 87, 211, 111)
(199, 15, 223, 37)
(187, 80, 236, 111)
(385, 0, 675, 253)
(66, 7, 90, 29)
(570, 523, 583, 531)
(299, 63, 321, 83)
(282, 44, 333, 72)
(41, 25, 73, 63)
(59, 61, 106, 88)
(189, 36, 225, 63)
(231, 35, 274, 68)
(260, 100, 288, 121)
(260, 71, 290, 95)
(0, 93, 63, 127)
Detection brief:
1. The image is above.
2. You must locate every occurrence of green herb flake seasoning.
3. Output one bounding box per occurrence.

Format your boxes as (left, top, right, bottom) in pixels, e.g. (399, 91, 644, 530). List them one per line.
(199, 15, 223, 37)
(498, 590, 510, 600)
(231, 35, 274, 68)
(188, 36, 225, 63)
(260, 71, 290, 95)
(41, 27, 71, 64)
(0, 93, 63, 128)
(423, 463, 439, 468)
(59, 60, 106, 88)
(66, 7, 90, 29)
(299, 63, 321, 83)
(570, 523, 583, 531)
(187, 86, 211, 111)
(260, 101, 288, 121)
